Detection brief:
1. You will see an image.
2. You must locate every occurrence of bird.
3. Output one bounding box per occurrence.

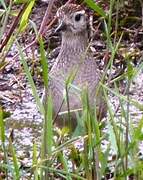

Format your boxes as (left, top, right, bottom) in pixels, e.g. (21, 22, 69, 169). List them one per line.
(42, 3, 107, 129)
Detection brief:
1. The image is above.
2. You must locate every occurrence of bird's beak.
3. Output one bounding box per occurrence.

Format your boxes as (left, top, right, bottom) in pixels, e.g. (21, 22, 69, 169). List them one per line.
(55, 21, 67, 33)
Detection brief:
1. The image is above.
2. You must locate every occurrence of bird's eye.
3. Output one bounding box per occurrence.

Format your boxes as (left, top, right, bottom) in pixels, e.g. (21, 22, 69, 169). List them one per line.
(75, 13, 82, 22)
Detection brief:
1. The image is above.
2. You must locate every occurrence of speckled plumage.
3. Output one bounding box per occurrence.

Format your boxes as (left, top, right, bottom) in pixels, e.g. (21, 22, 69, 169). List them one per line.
(57, 4, 83, 18)
(42, 4, 106, 128)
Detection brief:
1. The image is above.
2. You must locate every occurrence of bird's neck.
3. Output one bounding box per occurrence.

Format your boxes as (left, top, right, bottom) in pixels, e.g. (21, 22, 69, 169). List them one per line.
(59, 31, 89, 59)
(62, 31, 88, 52)
(51, 31, 90, 77)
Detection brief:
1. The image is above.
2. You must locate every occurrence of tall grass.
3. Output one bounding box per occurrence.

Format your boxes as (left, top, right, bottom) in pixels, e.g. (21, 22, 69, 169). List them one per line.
(0, 0, 143, 179)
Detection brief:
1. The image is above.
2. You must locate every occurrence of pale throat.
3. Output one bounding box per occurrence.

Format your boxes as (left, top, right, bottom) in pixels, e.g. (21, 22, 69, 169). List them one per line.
(61, 31, 89, 53)
(54, 30, 90, 72)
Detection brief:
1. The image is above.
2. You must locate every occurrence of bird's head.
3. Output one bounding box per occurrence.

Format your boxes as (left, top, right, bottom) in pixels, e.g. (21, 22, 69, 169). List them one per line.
(56, 4, 88, 35)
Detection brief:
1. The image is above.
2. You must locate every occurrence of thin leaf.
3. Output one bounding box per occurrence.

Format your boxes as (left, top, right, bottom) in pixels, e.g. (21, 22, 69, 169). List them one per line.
(0, 107, 5, 143)
(84, 0, 106, 18)
(18, 0, 35, 32)
(39, 36, 48, 87)
(0, 0, 7, 10)
(16, 41, 44, 115)
(9, 139, 20, 180)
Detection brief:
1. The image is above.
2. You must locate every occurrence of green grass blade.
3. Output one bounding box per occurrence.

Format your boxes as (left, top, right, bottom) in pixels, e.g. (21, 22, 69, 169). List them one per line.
(39, 37, 48, 87)
(9, 139, 20, 180)
(58, 153, 72, 180)
(18, 0, 35, 32)
(32, 142, 39, 180)
(0, 0, 7, 10)
(46, 94, 53, 156)
(16, 41, 44, 115)
(0, 107, 5, 143)
(40, 94, 53, 179)
(0, 0, 12, 40)
(84, 0, 106, 18)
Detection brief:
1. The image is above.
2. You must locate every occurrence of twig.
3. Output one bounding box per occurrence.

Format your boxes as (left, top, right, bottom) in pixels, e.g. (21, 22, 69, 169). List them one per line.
(41, 16, 57, 38)
(0, 3, 27, 52)
(12, 0, 74, 60)
(12, 0, 56, 60)
(39, 0, 55, 35)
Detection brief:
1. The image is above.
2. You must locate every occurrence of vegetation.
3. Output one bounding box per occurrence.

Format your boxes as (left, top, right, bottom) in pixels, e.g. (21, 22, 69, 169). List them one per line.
(0, 0, 143, 179)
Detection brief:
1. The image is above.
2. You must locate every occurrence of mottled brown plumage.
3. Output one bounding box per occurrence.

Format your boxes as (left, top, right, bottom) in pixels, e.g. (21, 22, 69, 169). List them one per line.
(42, 4, 106, 128)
